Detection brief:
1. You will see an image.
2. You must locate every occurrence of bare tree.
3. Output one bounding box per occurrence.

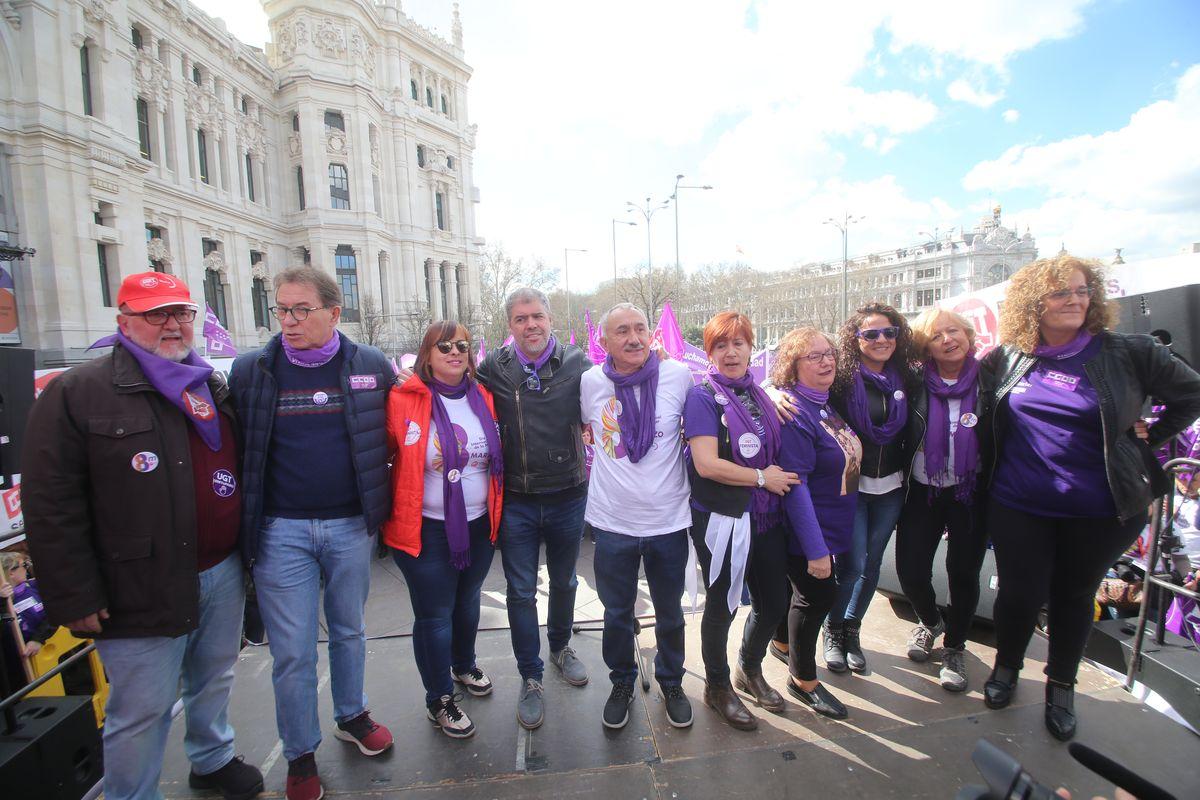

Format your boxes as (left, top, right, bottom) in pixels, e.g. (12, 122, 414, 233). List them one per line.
(477, 244, 558, 348)
(356, 292, 390, 352)
(618, 264, 685, 323)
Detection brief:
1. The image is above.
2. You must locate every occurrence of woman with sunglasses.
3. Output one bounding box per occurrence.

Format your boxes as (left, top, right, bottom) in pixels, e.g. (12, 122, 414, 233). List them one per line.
(894, 308, 994, 693)
(383, 322, 504, 739)
(772, 327, 862, 719)
(981, 255, 1200, 741)
(824, 303, 917, 674)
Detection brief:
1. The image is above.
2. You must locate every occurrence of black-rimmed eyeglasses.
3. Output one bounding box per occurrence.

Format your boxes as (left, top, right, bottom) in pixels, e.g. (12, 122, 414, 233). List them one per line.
(124, 308, 198, 325)
(269, 305, 328, 322)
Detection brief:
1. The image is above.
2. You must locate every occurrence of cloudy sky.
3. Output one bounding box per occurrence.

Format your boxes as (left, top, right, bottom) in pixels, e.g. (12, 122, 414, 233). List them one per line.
(196, 0, 1199, 289)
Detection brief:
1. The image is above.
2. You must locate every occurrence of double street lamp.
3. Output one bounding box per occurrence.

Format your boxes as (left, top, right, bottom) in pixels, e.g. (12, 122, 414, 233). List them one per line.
(626, 196, 672, 322)
(824, 212, 865, 322)
(563, 247, 587, 335)
(671, 173, 713, 269)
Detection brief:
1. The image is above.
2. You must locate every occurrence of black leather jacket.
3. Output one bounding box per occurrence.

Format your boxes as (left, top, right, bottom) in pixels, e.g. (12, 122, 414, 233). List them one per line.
(477, 340, 589, 494)
(982, 331, 1200, 522)
(904, 361, 996, 500)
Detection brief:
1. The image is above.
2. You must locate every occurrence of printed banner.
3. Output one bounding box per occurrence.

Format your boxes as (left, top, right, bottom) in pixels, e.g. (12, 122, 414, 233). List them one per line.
(0, 263, 19, 344)
(202, 305, 236, 358)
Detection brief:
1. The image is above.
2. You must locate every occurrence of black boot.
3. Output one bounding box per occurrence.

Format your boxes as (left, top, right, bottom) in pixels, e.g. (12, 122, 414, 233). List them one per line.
(822, 620, 848, 673)
(983, 664, 1019, 710)
(1044, 680, 1077, 741)
(843, 620, 867, 673)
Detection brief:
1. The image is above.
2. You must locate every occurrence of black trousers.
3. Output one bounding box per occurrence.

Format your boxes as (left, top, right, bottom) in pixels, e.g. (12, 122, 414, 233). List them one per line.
(690, 511, 790, 685)
(895, 482, 989, 649)
(786, 555, 838, 682)
(989, 500, 1145, 684)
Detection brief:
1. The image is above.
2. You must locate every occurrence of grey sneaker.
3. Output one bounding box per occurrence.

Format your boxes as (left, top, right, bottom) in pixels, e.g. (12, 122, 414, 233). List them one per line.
(451, 665, 494, 697)
(550, 646, 589, 686)
(517, 678, 545, 730)
(939, 646, 968, 693)
(906, 619, 946, 663)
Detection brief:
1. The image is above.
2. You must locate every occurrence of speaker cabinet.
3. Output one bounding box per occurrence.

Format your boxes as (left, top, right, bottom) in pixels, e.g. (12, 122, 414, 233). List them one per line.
(1113, 284, 1200, 367)
(0, 346, 34, 481)
(0, 695, 102, 800)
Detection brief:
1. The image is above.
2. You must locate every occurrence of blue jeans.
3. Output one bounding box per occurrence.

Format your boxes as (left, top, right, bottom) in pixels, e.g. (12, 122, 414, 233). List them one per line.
(592, 527, 688, 687)
(95, 553, 244, 800)
(499, 494, 587, 680)
(831, 487, 905, 624)
(254, 515, 372, 761)
(392, 515, 496, 705)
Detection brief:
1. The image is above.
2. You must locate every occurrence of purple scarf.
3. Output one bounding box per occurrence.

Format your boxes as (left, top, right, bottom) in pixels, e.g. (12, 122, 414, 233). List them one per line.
(708, 371, 781, 527)
(428, 375, 504, 570)
(792, 383, 830, 406)
(923, 356, 980, 503)
(1033, 329, 1093, 360)
(603, 354, 660, 463)
(89, 331, 221, 451)
(846, 362, 907, 445)
(514, 336, 556, 390)
(283, 330, 342, 367)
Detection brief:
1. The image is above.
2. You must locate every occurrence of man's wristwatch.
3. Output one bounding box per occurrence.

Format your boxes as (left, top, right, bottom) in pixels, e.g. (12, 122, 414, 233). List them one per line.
(755, 468, 765, 489)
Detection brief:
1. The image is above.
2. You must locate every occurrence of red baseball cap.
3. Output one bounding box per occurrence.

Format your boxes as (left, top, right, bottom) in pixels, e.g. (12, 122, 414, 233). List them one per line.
(117, 272, 198, 312)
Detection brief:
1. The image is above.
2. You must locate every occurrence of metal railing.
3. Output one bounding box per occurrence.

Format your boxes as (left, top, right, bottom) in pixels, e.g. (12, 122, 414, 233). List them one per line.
(1123, 456, 1200, 691)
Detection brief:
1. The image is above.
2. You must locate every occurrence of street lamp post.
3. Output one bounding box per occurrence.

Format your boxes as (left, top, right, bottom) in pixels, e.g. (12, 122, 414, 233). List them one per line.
(611, 218, 637, 285)
(824, 212, 864, 322)
(626, 196, 671, 322)
(671, 173, 713, 269)
(563, 247, 587, 336)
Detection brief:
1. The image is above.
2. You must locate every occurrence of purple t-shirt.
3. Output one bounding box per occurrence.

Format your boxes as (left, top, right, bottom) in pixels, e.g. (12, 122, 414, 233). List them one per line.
(779, 393, 862, 559)
(11, 579, 48, 642)
(683, 385, 777, 515)
(992, 336, 1117, 518)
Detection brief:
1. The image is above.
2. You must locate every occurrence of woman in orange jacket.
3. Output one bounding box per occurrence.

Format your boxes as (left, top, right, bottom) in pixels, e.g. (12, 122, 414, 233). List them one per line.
(384, 320, 503, 739)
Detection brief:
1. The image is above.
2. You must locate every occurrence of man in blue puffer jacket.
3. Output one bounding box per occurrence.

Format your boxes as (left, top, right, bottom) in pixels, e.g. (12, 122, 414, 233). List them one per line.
(229, 266, 395, 800)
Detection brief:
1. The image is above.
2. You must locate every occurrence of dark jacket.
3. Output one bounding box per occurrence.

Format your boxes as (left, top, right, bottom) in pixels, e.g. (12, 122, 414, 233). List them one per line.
(983, 331, 1200, 522)
(832, 368, 916, 480)
(22, 344, 239, 638)
(229, 333, 394, 565)
(904, 360, 996, 500)
(476, 340, 588, 495)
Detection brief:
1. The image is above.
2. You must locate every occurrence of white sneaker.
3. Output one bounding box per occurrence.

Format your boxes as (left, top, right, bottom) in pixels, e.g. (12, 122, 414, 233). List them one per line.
(451, 665, 494, 697)
(426, 694, 476, 739)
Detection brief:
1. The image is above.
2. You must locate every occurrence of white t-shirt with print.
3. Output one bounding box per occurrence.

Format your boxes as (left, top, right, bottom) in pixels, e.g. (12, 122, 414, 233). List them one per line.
(423, 395, 491, 521)
(581, 358, 692, 537)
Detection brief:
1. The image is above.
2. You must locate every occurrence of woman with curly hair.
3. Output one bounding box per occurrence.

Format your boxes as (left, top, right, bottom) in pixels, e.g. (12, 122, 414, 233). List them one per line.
(823, 303, 917, 674)
(772, 327, 862, 718)
(981, 254, 1200, 741)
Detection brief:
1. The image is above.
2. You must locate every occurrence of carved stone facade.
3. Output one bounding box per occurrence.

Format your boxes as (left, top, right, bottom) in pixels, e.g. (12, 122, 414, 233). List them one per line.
(0, 0, 481, 365)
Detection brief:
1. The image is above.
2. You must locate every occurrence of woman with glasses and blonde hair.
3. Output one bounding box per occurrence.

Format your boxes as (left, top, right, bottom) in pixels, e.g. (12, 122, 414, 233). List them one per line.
(824, 303, 917, 674)
(895, 307, 994, 693)
(981, 254, 1200, 741)
(772, 327, 862, 719)
(383, 321, 504, 740)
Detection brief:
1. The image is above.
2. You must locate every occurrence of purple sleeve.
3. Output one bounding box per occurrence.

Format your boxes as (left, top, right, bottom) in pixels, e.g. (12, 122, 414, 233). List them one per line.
(779, 413, 829, 561)
(683, 386, 720, 440)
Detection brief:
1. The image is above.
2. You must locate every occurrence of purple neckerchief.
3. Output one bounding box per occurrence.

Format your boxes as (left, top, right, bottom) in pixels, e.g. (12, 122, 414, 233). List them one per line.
(514, 336, 556, 373)
(427, 375, 503, 570)
(283, 330, 342, 368)
(791, 383, 830, 405)
(708, 371, 781, 527)
(924, 355, 980, 503)
(1033, 329, 1093, 360)
(603, 354, 660, 463)
(89, 331, 221, 451)
(846, 362, 907, 445)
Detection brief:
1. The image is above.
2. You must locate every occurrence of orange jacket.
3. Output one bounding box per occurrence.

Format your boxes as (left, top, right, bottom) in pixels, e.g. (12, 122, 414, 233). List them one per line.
(382, 375, 503, 556)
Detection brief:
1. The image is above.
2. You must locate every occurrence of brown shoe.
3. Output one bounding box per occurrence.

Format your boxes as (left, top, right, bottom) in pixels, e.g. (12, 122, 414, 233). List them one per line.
(703, 682, 757, 731)
(734, 665, 786, 713)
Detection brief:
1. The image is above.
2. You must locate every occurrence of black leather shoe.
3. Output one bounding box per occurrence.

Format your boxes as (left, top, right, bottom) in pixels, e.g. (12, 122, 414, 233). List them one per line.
(787, 680, 848, 720)
(734, 665, 785, 713)
(1044, 681, 1077, 741)
(704, 682, 757, 731)
(983, 665, 1019, 710)
(189, 755, 264, 800)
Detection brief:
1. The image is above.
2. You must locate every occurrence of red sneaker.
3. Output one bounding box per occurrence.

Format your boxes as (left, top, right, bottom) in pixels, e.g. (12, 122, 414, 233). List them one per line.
(333, 710, 394, 756)
(285, 753, 323, 800)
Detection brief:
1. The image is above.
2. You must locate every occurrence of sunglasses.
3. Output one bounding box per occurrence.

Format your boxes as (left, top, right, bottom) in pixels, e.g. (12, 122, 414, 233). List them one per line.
(856, 326, 899, 341)
(435, 340, 470, 355)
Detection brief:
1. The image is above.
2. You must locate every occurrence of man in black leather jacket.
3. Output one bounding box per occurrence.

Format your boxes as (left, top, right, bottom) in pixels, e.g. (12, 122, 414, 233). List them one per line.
(476, 288, 590, 730)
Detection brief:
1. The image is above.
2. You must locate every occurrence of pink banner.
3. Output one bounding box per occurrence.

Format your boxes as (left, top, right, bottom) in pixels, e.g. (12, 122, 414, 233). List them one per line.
(203, 305, 237, 358)
(650, 301, 686, 360)
(585, 310, 606, 365)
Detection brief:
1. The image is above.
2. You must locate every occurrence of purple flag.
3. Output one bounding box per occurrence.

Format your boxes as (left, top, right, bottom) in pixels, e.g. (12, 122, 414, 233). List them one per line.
(203, 305, 236, 358)
(477, 335, 486, 363)
(651, 301, 686, 360)
(586, 310, 606, 364)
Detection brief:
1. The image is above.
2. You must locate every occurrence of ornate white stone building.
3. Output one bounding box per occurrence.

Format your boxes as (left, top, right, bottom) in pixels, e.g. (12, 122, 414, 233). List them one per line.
(677, 207, 1038, 347)
(0, 0, 482, 365)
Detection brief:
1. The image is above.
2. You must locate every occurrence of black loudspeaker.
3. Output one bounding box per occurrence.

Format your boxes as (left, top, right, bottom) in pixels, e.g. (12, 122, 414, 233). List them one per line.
(0, 346, 34, 483)
(0, 696, 103, 800)
(1113, 284, 1200, 368)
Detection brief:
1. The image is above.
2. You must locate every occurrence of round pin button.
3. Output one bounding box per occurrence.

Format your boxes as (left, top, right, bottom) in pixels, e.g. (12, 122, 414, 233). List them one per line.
(959, 412, 979, 428)
(819, 409, 829, 419)
(737, 432, 761, 459)
(714, 393, 729, 406)
(893, 389, 906, 401)
(313, 391, 329, 405)
(447, 469, 462, 484)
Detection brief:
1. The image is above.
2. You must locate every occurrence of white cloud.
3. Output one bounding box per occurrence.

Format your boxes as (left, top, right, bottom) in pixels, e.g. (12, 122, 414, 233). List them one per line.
(1002, 109, 1020, 123)
(947, 78, 1004, 108)
(965, 65, 1200, 259)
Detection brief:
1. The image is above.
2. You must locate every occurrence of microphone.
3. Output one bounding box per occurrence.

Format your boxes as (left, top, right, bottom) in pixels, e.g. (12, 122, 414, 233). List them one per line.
(1067, 742, 1177, 800)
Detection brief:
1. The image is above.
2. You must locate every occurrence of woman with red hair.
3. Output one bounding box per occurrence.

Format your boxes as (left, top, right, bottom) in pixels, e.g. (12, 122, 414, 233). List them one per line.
(683, 312, 799, 730)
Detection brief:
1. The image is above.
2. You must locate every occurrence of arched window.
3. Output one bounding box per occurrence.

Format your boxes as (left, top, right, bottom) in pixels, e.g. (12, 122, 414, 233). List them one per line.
(410, 79, 418, 101)
(416, 145, 425, 168)
(440, 94, 448, 114)
(435, 192, 446, 231)
(425, 87, 433, 108)
(292, 112, 299, 132)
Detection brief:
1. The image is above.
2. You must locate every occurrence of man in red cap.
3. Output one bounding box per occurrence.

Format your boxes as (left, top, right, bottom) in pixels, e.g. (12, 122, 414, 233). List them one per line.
(23, 272, 263, 800)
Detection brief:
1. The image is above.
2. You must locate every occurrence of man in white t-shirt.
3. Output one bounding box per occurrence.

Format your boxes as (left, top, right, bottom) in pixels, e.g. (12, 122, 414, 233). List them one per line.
(581, 303, 694, 731)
